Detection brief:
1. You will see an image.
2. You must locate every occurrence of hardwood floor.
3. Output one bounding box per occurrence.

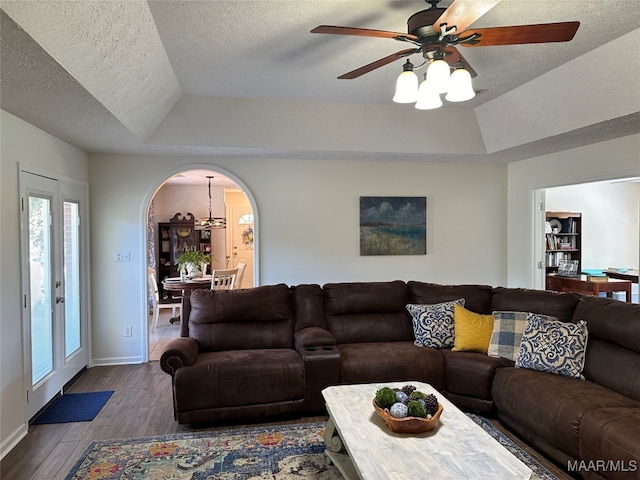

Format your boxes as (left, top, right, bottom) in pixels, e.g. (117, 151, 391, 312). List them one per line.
(2, 312, 575, 479)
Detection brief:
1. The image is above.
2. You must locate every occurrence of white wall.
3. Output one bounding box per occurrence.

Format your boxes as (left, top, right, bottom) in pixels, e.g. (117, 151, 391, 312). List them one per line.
(507, 133, 640, 288)
(88, 154, 508, 366)
(0, 110, 89, 458)
(546, 181, 639, 270)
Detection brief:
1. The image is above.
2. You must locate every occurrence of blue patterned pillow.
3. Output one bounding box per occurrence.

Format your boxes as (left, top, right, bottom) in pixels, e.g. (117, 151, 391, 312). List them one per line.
(488, 311, 557, 361)
(406, 299, 465, 349)
(515, 316, 588, 379)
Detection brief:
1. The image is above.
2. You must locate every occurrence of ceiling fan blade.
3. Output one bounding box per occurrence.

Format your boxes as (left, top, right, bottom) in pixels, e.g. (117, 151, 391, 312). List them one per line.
(311, 25, 418, 41)
(442, 46, 477, 78)
(461, 22, 580, 46)
(337, 48, 419, 79)
(434, 0, 502, 34)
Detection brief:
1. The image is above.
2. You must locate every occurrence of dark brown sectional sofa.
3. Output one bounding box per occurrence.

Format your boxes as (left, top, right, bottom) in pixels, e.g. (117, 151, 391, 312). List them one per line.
(160, 280, 640, 479)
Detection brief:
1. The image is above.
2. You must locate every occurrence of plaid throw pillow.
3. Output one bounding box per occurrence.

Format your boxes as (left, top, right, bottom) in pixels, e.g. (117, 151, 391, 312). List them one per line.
(488, 311, 530, 361)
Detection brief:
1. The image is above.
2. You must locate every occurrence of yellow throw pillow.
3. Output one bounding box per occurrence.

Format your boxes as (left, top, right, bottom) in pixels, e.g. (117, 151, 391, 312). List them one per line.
(452, 304, 494, 353)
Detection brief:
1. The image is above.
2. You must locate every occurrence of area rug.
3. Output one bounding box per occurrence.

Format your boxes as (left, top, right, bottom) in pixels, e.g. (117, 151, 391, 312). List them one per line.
(66, 422, 338, 480)
(469, 414, 557, 480)
(33, 391, 114, 425)
(66, 419, 558, 479)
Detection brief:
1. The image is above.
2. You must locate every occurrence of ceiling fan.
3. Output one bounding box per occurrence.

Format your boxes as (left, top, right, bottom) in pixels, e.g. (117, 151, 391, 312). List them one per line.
(311, 0, 580, 80)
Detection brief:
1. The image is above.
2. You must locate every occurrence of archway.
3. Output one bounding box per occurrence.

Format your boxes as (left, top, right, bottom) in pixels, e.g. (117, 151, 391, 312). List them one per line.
(144, 166, 258, 360)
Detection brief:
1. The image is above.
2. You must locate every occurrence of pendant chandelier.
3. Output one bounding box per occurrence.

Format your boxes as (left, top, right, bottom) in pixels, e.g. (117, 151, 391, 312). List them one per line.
(195, 176, 226, 230)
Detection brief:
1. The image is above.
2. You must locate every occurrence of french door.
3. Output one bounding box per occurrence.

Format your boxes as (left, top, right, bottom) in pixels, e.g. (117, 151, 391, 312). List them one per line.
(20, 170, 89, 420)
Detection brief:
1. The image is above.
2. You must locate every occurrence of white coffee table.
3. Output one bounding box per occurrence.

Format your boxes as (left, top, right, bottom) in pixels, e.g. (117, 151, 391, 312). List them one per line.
(322, 382, 533, 480)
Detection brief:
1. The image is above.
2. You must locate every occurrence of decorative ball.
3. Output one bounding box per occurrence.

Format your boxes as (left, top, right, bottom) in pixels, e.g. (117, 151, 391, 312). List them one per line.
(375, 387, 398, 409)
(408, 391, 426, 401)
(407, 400, 426, 418)
(395, 391, 409, 404)
(389, 402, 408, 418)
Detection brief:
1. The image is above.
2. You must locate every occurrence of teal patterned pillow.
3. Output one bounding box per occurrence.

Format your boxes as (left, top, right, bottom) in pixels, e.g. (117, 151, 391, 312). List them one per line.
(406, 299, 465, 349)
(515, 315, 588, 379)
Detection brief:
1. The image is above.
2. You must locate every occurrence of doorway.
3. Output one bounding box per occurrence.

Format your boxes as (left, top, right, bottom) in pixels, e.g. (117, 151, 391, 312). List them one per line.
(534, 178, 640, 301)
(19, 169, 89, 420)
(226, 190, 254, 288)
(146, 168, 256, 358)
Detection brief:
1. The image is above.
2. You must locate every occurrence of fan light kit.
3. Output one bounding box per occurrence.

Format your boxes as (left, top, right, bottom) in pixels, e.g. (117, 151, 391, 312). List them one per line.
(312, 0, 579, 111)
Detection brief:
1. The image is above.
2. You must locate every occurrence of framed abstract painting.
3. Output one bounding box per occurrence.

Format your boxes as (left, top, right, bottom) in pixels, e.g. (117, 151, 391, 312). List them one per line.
(360, 196, 426, 256)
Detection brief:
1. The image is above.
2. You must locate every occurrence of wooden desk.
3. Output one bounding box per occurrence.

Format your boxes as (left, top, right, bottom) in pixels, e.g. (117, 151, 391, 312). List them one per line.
(604, 268, 639, 283)
(546, 274, 632, 302)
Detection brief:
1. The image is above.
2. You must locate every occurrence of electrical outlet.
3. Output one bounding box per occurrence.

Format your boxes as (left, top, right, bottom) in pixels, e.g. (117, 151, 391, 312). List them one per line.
(124, 325, 132, 337)
(114, 251, 130, 262)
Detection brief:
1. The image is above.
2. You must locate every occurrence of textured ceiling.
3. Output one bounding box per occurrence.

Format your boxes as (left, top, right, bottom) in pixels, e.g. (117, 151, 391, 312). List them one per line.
(1, 0, 639, 176)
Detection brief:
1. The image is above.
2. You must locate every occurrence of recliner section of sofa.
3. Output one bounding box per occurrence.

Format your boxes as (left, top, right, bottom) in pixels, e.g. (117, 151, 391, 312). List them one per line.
(492, 296, 640, 476)
(163, 284, 306, 424)
(160, 280, 640, 479)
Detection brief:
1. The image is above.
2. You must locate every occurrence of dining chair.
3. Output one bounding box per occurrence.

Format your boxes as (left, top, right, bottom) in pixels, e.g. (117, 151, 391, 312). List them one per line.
(211, 268, 238, 290)
(148, 271, 181, 329)
(234, 262, 247, 289)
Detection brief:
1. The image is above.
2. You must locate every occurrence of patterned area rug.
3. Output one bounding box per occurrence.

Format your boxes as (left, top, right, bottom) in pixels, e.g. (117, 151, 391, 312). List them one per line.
(469, 414, 558, 480)
(66, 419, 558, 479)
(66, 422, 339, 480)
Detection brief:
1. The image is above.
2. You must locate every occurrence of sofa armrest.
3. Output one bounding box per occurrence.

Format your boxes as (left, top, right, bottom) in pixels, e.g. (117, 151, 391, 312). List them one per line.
(294, 327, 340, 412)
(159, 337, 199, 376)
(294, 327, 336, 351)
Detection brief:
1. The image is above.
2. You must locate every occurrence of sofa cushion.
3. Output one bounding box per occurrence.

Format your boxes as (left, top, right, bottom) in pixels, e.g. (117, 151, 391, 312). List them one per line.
(493, 367, 640, 460)
(174, 349, 305, 412)
(516, 316, 588, 379)
(336, 342, 445, 390)
(442, 350, 513, 401)
(574, 297, 640, 401)
(452, 304, 494, 353)
(323, 281, 413, 344)
(407, 281, 493, 314)
(490, 287, 580, 322)
(291, 283, 326, 331)
(407, 299, 464, 349)
(188, 284, 294, 351)
(578, 407, 640, 480)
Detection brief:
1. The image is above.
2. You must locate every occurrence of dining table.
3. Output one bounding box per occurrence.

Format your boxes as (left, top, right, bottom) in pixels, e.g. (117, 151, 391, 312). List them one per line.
(162, 275, 212, 331)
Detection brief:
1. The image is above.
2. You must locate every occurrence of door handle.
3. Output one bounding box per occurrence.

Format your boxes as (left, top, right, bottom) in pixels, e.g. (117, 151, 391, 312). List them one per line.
(56, 296, 65, 304)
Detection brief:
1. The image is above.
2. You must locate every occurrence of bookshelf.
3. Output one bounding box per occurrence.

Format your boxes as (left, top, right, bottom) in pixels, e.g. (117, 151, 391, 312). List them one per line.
(545, 212, 581, 276)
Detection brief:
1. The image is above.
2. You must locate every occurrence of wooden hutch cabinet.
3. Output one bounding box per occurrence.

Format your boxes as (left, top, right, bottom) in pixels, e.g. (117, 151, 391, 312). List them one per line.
(157, 212, 211, 298)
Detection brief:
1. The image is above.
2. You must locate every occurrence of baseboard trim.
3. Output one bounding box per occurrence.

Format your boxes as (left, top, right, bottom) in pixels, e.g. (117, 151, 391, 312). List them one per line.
(0, 423, 28, 461)
(91, 356, 144, 366)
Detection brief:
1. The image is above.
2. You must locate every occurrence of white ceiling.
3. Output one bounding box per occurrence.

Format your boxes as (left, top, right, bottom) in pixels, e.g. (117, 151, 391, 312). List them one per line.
(165, 169, 240, 188)
(1, 0, 639, 181)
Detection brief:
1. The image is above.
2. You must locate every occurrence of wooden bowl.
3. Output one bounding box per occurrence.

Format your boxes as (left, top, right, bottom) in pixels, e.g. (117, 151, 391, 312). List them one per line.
(373, 399, 443, 434)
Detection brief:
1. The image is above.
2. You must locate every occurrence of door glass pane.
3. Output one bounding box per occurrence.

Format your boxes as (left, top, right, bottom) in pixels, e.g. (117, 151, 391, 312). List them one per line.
(29, 196, 53, 385)
(64, 201, 81, 356)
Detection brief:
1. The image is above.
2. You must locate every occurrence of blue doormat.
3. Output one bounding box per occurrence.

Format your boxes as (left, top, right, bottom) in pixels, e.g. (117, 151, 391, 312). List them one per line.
(33, 391, 114, 424)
